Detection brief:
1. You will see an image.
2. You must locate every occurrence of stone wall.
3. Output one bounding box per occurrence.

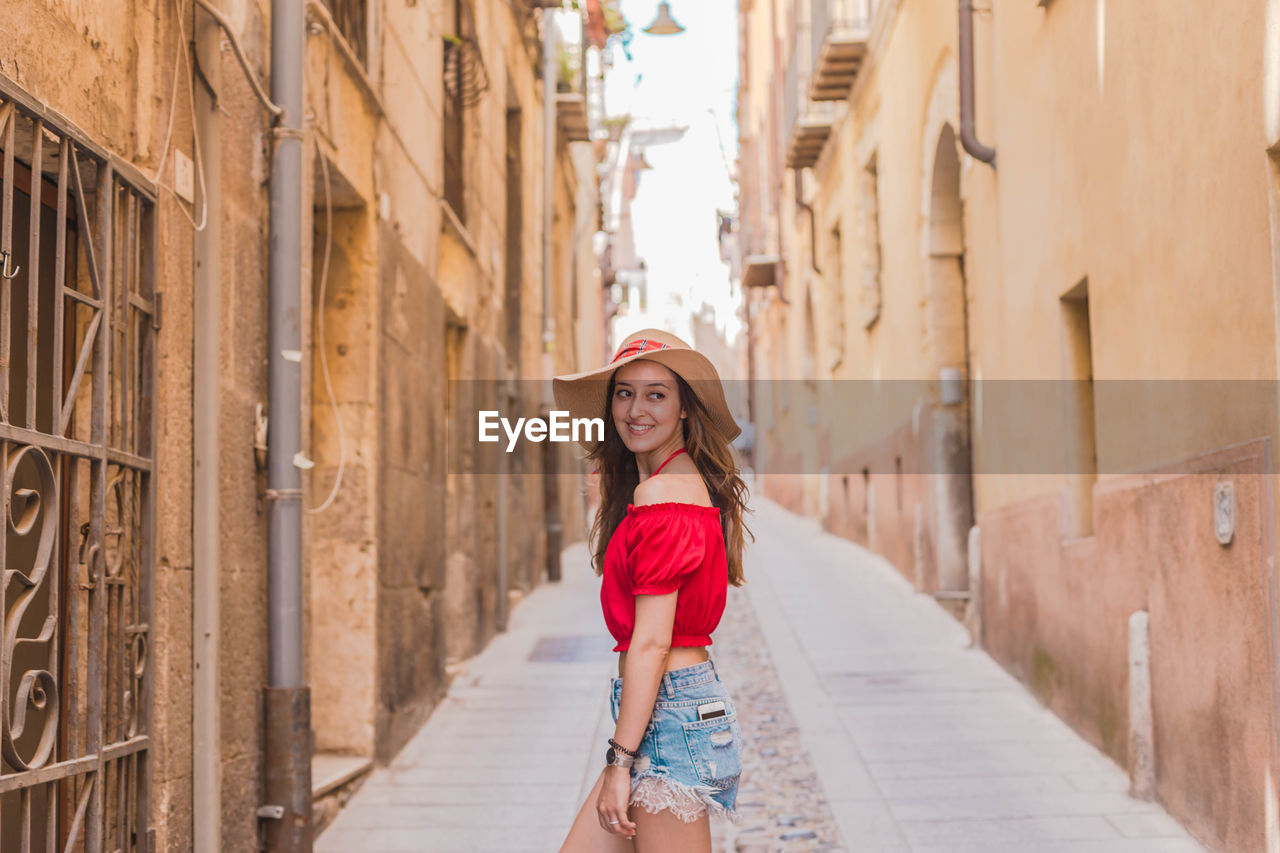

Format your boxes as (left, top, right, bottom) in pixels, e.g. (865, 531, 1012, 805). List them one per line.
(738, 1, 1280, 848)
(979, 440, 1275, 851)
(0, 3, 201, 850)
(0, 0, 600, 846)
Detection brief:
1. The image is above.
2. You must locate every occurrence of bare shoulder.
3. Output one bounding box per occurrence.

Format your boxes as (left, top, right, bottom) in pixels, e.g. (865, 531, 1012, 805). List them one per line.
(633, 459, 712, 507)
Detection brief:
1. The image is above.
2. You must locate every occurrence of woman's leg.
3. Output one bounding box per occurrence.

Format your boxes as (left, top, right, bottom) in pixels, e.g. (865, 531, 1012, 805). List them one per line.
(559, 769, 636, 853)
(631, 807, 711, 853)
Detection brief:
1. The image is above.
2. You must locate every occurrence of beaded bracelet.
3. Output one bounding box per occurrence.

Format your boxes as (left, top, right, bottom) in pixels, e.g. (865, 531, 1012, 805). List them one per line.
(608, 737, 639, 758)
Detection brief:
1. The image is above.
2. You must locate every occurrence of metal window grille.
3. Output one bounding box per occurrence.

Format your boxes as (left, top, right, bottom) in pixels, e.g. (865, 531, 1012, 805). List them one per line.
(443, 0, 489, 224)
(0, 76, 156, 853)
(442, 47, 468, 223)
(320, 0, 368, 64)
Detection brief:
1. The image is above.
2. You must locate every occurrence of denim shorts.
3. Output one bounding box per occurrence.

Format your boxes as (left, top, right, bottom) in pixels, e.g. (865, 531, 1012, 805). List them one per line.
(609, 659, 743, 824)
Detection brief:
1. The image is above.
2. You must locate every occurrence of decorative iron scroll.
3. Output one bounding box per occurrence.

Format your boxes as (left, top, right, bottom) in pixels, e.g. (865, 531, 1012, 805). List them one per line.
(2, 443, 60, 773)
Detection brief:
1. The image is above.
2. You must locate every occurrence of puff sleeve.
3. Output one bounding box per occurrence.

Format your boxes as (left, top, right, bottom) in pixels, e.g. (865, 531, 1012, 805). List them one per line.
(625, 506, 708, 595)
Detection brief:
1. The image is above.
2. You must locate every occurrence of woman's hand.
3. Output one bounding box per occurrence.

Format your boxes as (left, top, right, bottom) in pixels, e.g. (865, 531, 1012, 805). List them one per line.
(596, 766, 637, 839)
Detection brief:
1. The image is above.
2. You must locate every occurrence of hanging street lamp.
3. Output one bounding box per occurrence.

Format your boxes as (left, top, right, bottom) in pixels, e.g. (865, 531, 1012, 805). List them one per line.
(644, 1, 685, 35)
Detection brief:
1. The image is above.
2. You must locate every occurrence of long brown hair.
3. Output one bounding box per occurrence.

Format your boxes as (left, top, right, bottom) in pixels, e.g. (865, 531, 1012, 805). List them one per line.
(588, 366, 753, 586)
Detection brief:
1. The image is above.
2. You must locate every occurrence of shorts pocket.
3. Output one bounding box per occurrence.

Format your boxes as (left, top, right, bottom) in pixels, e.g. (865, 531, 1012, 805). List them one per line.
(681, 714, 742, 790)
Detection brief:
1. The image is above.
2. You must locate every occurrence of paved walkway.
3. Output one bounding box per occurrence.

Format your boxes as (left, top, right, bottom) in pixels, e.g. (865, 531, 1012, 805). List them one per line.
(317, 496, 1207, 852)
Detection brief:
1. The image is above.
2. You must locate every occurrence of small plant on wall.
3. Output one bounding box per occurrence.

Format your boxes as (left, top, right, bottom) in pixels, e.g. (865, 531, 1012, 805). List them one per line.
(557, 44, 580, 92)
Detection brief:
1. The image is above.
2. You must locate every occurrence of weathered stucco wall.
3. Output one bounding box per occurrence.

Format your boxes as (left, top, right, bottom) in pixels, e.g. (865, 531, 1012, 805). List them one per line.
(739, 0, 1280, 848)
(0, 0, 599, 846)
(980, 440, 1275, 851)
(0, 2, 202, 850)
(307, 0, 598, 764)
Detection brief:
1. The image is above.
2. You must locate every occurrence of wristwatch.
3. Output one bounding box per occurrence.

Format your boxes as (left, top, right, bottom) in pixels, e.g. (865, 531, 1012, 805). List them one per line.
(605, 745, 636, 769)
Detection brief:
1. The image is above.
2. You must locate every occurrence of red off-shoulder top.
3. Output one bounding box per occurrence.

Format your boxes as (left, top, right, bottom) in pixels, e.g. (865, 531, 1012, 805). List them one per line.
(600, 499, 728, 653)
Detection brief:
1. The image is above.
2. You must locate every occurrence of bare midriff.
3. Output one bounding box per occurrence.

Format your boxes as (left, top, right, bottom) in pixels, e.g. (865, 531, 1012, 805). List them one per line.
(616, 645, 709, 677)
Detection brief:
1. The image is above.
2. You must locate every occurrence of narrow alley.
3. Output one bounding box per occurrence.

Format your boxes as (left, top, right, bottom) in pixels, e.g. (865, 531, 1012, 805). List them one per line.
(4, 0, 1277, 850)
(316, 498, 1206, 853)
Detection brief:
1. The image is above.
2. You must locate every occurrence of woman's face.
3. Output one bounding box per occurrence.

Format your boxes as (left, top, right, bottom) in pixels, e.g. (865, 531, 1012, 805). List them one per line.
(611, 359, 685, 454)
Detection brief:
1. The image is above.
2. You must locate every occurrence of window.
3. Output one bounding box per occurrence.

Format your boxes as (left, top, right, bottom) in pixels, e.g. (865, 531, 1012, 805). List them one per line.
(504, 105, 523, 363)
(443, 5, 467, 223)
(321, 0, 368, 64)
(0, 86, 157, 850)
(859, 152, 882, 328)
(442, 0, 489, 225)
(827, 222, 845, 369)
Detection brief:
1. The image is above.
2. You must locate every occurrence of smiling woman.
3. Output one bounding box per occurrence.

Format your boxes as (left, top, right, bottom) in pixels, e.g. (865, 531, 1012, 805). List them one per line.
(551, 328, 752, 853)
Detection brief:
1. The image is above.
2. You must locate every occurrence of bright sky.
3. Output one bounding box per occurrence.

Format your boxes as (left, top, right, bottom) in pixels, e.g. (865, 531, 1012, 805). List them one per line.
(603, 0, 742, 347)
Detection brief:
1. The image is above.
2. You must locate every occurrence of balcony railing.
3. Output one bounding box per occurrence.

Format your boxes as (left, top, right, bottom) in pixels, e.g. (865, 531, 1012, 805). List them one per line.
(785, 23, 835, 169)
(809, 0, 872, 101)
(556, 38, 591, 142)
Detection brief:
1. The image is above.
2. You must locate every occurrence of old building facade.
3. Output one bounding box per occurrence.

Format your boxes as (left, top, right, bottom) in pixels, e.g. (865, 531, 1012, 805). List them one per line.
(738, 1, 1280, 850)
(0, 0, 602, 849)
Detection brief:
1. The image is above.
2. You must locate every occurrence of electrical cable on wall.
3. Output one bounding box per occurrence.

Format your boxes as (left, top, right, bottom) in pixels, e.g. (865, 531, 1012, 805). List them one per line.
(151, 0, 185, 190)
(147, 0, 208, 230)
(307, 137, 347, 514)
(169, 0, 209, 231)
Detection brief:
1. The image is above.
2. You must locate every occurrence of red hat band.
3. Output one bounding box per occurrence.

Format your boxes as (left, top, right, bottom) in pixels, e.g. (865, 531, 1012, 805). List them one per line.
(611, 337, 671, 363)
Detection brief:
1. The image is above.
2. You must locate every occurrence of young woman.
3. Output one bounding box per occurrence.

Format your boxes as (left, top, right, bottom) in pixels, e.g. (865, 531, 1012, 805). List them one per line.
(554, 329, 751, 853)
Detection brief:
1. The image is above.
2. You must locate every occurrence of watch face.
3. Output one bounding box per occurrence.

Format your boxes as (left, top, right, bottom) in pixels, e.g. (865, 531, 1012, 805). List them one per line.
(606, 746, 617, 764)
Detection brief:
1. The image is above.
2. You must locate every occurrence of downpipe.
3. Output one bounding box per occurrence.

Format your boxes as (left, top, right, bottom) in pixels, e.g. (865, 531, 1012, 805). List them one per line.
(542, 13, 563, 582)
(958, 0, 996, 165)
(192, 2, 223, 850)
(264, 0, 312, 849)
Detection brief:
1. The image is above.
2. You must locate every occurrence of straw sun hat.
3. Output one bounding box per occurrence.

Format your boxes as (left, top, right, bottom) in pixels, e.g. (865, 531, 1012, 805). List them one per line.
(552, 328, 741, 451)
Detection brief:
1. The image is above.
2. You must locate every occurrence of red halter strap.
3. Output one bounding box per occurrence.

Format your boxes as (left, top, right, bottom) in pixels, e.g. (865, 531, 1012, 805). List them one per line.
(652, 447, 687, 476)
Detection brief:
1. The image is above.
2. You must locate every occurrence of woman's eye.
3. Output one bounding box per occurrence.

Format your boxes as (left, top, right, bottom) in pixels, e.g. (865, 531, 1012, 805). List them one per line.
(649, 393, 665, 401)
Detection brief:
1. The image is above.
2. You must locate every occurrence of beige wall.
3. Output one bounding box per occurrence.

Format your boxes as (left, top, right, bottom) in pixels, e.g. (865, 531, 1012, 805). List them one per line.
(0, 2, 201, 849)
(739, 0, 1280, 848)
(0, 0, 599, 847)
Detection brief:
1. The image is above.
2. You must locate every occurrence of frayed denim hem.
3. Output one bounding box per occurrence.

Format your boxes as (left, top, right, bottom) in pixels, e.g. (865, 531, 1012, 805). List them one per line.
(629, 771, 741, 825)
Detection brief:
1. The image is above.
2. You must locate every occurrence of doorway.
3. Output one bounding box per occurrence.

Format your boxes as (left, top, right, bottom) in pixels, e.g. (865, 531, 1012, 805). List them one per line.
(925, 124, 975, 595)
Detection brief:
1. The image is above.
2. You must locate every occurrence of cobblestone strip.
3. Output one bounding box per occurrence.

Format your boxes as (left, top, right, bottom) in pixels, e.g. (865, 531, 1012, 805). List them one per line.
(710, 583, 849, 853)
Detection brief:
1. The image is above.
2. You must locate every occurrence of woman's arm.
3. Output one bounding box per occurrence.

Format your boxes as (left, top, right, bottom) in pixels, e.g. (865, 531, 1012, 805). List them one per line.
(597, 590, 678, 837)
(614, 591, 679, 752)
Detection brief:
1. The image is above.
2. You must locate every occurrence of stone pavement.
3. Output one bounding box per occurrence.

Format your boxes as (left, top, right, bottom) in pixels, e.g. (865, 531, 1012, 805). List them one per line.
(315, 530, 613, 852)
(736, 499, 1206, 853)
(316, 495, 1207, 852)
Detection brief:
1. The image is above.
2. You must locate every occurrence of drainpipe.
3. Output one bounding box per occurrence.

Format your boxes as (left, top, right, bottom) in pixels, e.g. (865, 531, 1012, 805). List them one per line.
(264, 0, 312, 849)
(542, 17, 557, 388)
(192, 3, 222, 851)
(542, 12, 563, 582)
(958, 0, 996, 165)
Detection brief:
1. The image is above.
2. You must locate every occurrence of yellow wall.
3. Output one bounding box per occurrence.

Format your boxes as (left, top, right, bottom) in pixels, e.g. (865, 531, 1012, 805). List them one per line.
(744, 0, 1280, 513)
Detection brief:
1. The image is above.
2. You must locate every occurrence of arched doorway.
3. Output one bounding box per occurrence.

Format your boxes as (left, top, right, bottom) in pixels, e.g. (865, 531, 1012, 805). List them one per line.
(925, 124, 975, 596)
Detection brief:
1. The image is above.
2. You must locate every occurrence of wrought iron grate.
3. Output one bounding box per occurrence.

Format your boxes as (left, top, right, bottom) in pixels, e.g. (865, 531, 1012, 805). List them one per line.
(0, 73, 156, 853)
